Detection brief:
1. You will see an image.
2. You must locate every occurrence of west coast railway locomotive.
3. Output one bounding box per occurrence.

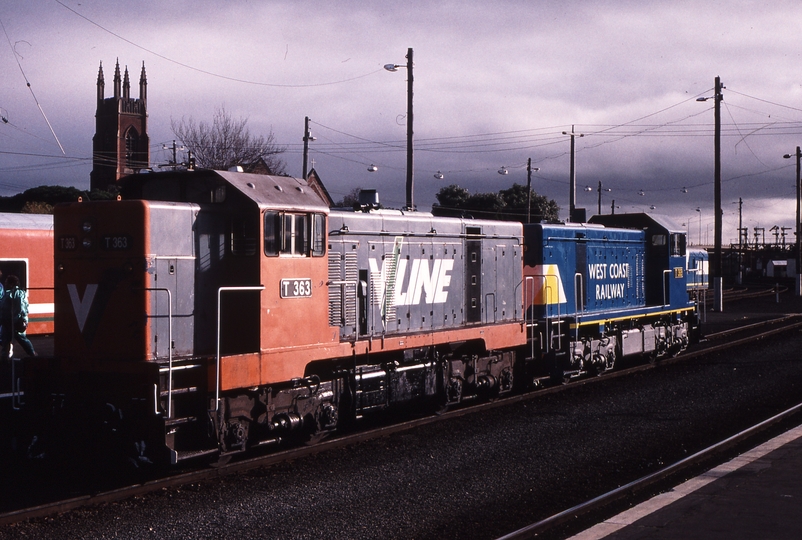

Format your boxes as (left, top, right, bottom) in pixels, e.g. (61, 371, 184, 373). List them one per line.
(24, 170, 698, 465)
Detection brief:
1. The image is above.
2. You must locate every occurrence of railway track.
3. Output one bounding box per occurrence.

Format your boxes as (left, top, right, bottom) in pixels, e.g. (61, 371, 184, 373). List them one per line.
(2, 313, 802, 528)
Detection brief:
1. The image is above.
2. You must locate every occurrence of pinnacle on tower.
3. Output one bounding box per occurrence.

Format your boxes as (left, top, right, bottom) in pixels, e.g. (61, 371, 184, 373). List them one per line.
(123, 65, 130, 100)
(113, 58, 121, 98)
(96, 61, 105, 102)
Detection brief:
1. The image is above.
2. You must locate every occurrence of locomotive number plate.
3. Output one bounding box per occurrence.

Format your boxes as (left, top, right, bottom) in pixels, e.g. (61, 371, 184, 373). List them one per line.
(58, 235, 77, 251)
(280, 278, 312, 298)
(101, 235, 132, 251)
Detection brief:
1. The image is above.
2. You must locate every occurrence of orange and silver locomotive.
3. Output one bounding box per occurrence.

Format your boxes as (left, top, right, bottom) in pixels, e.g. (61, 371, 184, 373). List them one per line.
(28, 170, 525, 464)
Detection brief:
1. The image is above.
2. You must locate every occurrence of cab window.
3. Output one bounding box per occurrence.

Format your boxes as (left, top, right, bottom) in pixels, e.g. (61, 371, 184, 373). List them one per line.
(264, 211, 326, 257)
(670, 233, 686, 256)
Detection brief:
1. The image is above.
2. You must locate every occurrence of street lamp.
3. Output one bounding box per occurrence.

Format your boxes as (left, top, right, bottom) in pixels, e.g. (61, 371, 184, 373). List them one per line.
(695, 207, 702, 247)
(783, 146, 802, 296)
(384, 48, 414, 211)
(562, 126, 584, 221)
(697, 76, 724, 311)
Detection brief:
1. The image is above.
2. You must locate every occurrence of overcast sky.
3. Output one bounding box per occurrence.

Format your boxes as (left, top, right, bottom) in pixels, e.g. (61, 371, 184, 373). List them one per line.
(2, 1, 802, 245)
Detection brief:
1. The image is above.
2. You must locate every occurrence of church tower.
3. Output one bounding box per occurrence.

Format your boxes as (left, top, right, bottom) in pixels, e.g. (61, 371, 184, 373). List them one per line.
(91, 60, 150, 191)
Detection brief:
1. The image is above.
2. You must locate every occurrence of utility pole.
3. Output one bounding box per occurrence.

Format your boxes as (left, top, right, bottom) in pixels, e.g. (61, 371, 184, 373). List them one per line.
(563, 125, 583, 221)
(794, 146, 802, 296)
(302, 116, 315, 180)
(405, 47, 414, 211)
(713, 76, 724, 311)
(785, 146, 802, 295)
(384, 49, 415, 211)
(596, 181, 610, 215)
(163, 140, 183, 171)
(737, 197, 743, 284)
(698, 77, 724, 310)
(527, 158, 532, 223)
(525, 158, 540, 223)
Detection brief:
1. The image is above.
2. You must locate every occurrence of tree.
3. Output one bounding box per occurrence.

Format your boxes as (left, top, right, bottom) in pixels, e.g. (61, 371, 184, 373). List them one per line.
(432, 182, 560, 222)
(0, 185, 118, 214)
(335, 187, 363, 208)
(499, 183, 560, 222)
(171, 106, 287, 175)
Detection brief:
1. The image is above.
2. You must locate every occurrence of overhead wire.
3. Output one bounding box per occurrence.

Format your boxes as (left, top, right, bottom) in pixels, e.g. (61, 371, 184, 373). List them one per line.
(54, 0, 383, 89)
(0, 16, 65, 154)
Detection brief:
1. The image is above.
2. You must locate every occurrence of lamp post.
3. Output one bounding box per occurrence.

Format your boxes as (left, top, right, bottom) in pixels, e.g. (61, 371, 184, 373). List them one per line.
(302, 116, 315, 180)
(697, 76, 724, 311)
(384, 48, 415, 211)
(562, 126, 584, 221)
(783, 146, 802, 296)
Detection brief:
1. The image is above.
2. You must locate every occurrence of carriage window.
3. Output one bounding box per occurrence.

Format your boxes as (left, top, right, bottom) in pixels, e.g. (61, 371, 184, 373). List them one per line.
(651, 234, 666, 246)
(312, 213, 326, 257)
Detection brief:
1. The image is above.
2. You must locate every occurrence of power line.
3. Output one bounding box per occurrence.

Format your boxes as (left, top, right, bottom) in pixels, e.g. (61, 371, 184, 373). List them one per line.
(0, 16, 65, 154)
(55, 1, 383, 89)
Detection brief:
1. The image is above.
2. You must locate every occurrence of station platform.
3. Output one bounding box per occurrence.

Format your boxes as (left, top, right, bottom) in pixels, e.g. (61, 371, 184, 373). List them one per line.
(570, 424, 802, 540)
(570, 285, 802, 540)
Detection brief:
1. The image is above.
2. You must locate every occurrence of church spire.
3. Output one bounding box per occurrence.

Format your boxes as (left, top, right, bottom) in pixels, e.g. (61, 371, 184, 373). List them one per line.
(96, 61, 105, 103)
(122, 65, 130, 100)
(113, 58, 121, 99)
(139, 62, 147, 103)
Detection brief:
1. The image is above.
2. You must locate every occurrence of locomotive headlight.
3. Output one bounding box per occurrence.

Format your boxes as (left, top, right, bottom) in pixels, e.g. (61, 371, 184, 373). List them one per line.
(82, 238, 92, 249)
(82, 221, 93, 232)
(57, 264, 65, 273)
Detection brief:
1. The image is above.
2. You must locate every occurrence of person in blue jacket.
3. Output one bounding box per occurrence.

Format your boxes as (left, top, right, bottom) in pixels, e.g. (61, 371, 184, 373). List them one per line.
(0, 274, 36, 361)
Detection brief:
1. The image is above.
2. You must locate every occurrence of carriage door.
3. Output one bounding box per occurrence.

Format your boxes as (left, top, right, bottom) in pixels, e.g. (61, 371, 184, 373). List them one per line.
(465, 227, 482, 323)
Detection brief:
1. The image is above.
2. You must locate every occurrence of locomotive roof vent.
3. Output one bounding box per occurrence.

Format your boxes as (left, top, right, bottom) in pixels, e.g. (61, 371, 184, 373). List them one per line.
(358, 189, 380, 211)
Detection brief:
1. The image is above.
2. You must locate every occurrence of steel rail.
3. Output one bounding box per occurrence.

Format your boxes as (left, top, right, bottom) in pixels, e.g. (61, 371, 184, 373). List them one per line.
(496, 400, 802, 540)
(2, 316, 801, 526)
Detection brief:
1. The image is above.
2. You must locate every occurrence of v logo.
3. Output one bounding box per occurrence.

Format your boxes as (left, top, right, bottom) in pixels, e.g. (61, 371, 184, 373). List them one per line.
(68, 284, 99, 332)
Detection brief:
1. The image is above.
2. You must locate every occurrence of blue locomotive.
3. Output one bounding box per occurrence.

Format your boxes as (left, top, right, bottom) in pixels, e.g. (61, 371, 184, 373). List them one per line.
(522, 213, 698, 380)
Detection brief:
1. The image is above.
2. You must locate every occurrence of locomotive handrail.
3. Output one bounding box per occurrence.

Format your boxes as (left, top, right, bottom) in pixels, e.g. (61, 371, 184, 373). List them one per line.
(523, 276, 536, 359)
(574, 273, 584, 343)
(143, 287, 173, 417)
(528, 272, 560, 354)
(215, 286, 265, 411)
(328, 279, 358, 333)
(662, 269, 671, 307)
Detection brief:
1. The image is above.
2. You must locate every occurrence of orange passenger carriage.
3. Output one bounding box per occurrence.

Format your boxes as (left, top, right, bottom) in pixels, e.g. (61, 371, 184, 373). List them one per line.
(0, 212, 55, 336)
